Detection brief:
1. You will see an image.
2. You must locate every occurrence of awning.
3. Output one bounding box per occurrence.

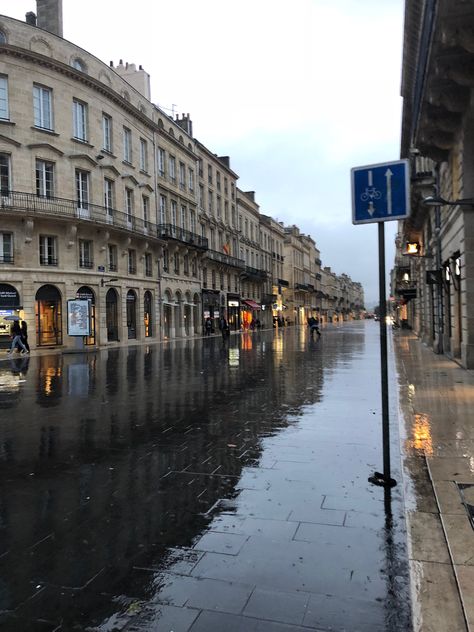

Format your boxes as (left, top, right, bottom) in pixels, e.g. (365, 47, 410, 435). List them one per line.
(242, 299, 261, 310)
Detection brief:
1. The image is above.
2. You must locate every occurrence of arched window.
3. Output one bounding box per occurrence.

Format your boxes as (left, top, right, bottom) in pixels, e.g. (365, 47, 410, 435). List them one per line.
(106, 288, 119, 341)
(126, 289, 137, 339)
(35, 284, 62, 346)
(71, 58, 86, 72)
(0, 31, 7, 44)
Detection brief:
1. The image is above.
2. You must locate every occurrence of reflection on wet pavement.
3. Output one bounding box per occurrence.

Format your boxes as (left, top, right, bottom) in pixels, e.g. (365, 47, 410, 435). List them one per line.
(0, 323, 412, 631)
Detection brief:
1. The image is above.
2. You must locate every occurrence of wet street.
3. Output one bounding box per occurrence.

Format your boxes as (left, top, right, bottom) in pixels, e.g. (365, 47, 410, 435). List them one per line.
(0, 322, 412, 631)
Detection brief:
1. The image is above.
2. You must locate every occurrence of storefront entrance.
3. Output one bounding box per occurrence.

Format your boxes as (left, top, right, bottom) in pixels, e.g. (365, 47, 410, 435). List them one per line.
(36, 284, 62, 346)
(106, 288, 119, 342)
(126, 290, 137, 339)
(144, 291, 152, 337)
(0, 284, 21, 349)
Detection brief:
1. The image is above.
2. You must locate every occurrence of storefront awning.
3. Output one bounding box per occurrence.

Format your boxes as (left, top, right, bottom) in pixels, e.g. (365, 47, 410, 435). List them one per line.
(242, 299, 261, 310)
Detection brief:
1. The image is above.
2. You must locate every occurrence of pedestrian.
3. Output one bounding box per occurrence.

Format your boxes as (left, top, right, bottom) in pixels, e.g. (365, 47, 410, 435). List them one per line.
(204, 317, 212, 336)
(20, 320, 30, 352)
(308, 316, 321, 340)
(219, 316, 230, 341)
(8, 320, 28, 354)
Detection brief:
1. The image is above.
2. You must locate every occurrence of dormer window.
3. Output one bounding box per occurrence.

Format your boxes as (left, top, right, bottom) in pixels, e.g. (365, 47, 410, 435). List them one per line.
(0, 31, 6, 44)
(71, 58, 86, 72)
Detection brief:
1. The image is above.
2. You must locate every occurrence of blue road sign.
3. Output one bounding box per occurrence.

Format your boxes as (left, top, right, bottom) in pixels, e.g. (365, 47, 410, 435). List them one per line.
(351, 159, 410, 224)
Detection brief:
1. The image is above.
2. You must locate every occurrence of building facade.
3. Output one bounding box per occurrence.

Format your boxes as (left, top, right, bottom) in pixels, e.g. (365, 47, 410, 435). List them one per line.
(394, 0, 474, 369)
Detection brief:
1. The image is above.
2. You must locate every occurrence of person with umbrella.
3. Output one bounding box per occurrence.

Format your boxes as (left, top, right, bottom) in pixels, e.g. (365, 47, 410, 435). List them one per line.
(7, 317, 28, 354)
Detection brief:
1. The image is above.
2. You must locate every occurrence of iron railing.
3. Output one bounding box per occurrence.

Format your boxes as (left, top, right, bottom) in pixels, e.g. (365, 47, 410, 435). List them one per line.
(205, 249, 246, 269)
(0, 190, 207, 248)
(157, 223, 208, 249)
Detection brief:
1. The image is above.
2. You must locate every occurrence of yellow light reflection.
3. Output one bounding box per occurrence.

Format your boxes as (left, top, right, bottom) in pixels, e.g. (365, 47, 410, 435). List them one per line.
(405, 412, 433, 456)
(241, 333, 253, 351)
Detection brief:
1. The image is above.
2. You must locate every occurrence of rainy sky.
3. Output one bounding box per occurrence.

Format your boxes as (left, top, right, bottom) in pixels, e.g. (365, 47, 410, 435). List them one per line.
(2, 0, 405, 306)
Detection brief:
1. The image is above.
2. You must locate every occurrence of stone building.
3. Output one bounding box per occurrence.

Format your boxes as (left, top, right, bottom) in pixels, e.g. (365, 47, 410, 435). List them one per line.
(0, 7, 170, 350)
(394, 0, 474, 368)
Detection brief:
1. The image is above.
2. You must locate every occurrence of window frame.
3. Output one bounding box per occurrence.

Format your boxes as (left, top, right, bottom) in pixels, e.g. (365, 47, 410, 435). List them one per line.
(33, 84, 53, 130)
(73, 98, 88, 142)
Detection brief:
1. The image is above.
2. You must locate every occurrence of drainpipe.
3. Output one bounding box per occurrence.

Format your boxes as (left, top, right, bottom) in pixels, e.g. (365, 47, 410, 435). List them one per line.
(434, 166, 443, 354)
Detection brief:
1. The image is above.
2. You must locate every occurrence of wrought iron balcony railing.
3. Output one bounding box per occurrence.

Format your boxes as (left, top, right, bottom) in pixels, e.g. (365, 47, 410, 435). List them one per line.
(242, 265, 268, 280)
(0, 190, 207, 247)
(157, 223, 208, 250)
(205, 249, 245, 269)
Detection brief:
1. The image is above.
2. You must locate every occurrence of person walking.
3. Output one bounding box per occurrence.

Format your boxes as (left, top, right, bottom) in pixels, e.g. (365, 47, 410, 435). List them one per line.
(20, 320, 30, 352)
(8, 320, 28, 354)
(219, 316, 230, 341)
(204, 317, 212, 336)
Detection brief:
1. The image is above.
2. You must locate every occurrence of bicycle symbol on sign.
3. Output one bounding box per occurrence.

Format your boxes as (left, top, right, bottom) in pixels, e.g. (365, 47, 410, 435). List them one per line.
(360, 187, 382, 202)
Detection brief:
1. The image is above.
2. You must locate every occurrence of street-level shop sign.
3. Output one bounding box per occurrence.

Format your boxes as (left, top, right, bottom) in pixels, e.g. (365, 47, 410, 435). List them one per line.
(351, 159, 410, 224)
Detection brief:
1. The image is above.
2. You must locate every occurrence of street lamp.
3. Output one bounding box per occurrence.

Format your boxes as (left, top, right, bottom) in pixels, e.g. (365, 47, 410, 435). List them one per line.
(422, 195, 474, 207)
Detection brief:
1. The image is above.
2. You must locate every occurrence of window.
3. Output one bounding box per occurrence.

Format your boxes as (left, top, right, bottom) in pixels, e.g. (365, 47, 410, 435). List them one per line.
(224, 201, 229, 224)
(102, 114, 112, 152)
(79, 240, 93, 268)
(202, 267, 207, 288)
(216, 172, 221, 191)
(174, 252, 179, 274)
(157, 147, 165, 176)
(179, 162, 186, 190)
(104, 178, 114, 219)
(140, 138, 148, 172)
(75, 169, 89, 215)
(171, 200, 177, 226)
(128, 249, 136, 274)
(184, 254, 189, 276)
(199, 184, 204, 208)
(0, 76, 9, 120)
(73, 99, 87, 141)
(211, 270, 216, 289)
(231, 205, 236, 226)
(190, 210, 196, 234)
(72, 58, 86, 72)
(0, 153, 10, 195)
(231, 182, 235, 199)
(169, 155, 176, 182)
(188, 168, 194, 192)
(208, 189, 213, 214)
(208, 164, 212, 184)
(125, 187, 134, 225)
(192, 257, 197, 277)
(39, 235, 57, 265)
(108, 244, 117, 271)
(224, 177, 228, 196)
(145, 252, 152, 277)
(143, 195, 150, 228)
(159, 195, 166, 224)
(180, 205, 187, 229)
(0, 232, 13, 263)
(36, 160, 54, 198)
(123, 127, 132, 163)
(163, 248, 169, 272)
(210, 228, 215, 250)
(198, 158, 203, 177)
(33, 84, 53, 130)
(217, 196, 221, 218)
(0, 31, 6, 44)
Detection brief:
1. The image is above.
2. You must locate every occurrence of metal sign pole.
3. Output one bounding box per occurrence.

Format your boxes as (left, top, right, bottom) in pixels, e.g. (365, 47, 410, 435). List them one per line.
(369, 222, 396, 487)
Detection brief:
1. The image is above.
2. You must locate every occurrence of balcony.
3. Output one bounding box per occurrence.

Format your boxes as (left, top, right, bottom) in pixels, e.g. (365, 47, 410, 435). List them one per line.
(242, 265, 268, 281)
(0, 190, 170, 244)
(158, 223, 208, 250)
(205, 249, 245, 269)
(295, 283, 310, 292)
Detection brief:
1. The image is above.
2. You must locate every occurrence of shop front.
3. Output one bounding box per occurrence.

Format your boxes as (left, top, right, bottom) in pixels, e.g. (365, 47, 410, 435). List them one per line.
(0, 284, 21, 349)
(227, 294, 240, 331)
(202, 289, 220, 333)
(241, 299, 260, 330)
(36, 284, 62, 347)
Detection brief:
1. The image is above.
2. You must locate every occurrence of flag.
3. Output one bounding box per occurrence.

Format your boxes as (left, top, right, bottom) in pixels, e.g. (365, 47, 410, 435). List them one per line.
(223, 243, 230, 255)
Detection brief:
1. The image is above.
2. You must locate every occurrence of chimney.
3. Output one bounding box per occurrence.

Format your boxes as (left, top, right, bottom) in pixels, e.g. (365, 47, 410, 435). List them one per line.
(175, 113, 193, 137)
(36, 0, 63, 37)
(25, 12, 37, 26)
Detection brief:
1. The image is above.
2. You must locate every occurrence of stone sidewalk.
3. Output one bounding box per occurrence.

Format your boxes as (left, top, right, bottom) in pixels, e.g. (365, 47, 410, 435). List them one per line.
(394, 331, 474, 632)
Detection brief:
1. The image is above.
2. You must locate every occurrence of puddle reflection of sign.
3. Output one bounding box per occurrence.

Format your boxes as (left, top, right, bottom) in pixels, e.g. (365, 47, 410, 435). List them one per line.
(67, 300, 91, 336)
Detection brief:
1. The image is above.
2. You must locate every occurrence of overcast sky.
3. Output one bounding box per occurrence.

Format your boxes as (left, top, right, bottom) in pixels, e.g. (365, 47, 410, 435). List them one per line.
(2, 0, 404, 306)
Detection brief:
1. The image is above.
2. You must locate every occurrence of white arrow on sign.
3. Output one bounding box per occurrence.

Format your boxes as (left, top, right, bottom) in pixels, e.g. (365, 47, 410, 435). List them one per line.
(385, 169, 393, 215)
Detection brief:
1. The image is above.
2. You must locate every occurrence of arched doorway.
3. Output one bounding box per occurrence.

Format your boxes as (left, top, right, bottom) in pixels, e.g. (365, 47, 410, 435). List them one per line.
(144, 290, 153, 337)
(163, 290, 172, 338)
(36, 284, 62, 346)
(106, 288, 119, 342)
(126, 290, 137, 339)
(184, 291, 192, 336)
(76, 286, 95, 345)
